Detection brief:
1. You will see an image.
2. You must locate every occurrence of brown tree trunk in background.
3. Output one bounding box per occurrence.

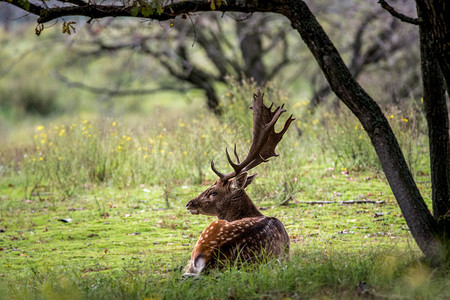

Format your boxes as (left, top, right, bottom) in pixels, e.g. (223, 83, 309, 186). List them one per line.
(279, 0, 444, 263)
(177, 45, 222, 115)
(236, 21, 268, 85)
(417, 6, 450, 241)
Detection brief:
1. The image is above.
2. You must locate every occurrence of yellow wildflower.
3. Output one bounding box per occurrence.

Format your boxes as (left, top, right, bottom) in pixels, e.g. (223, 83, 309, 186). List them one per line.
(112, 121, 117, 127)
(37, 125, 44, 131)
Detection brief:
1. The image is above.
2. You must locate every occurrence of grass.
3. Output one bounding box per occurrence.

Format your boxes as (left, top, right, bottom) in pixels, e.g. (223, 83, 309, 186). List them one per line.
(0, 80, 448, 299)
(1, 177, 443, 299)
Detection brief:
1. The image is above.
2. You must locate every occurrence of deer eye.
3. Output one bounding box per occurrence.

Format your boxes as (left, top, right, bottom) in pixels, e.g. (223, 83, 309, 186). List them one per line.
(209, 191, 217, 197)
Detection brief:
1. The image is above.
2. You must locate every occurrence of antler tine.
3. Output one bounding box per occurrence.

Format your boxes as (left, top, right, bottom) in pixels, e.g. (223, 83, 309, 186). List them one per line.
(225, 147, 240, 170)
(233, 144, 240, 164)
(279, 114, 296, 136)
(211, 160, 225, 180)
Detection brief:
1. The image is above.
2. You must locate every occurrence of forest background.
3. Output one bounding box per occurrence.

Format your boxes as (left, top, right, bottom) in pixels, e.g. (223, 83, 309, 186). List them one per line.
(0, 0, 448, 298)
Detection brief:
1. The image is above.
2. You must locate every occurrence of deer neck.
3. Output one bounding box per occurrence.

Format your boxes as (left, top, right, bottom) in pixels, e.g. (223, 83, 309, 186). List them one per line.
(218, 190, 263, 222)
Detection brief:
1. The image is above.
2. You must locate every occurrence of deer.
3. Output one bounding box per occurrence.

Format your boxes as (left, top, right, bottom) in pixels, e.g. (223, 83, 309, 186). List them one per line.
(184, 90, 295, 276)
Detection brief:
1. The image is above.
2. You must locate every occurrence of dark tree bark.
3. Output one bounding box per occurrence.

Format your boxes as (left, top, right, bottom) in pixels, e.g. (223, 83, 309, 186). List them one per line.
(417, 5, 450, 239)
(415, 0, 450, 91)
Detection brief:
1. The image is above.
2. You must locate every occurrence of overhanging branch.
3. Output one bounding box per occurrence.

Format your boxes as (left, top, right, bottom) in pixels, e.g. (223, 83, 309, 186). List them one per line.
(0, 0, 284, 24)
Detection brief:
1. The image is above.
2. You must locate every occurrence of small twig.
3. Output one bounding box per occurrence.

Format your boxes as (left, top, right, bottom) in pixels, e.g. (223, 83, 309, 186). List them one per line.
(378, 0, 421, 25)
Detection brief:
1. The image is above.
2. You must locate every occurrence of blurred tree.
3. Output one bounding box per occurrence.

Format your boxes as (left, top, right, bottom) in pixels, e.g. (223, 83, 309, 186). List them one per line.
(55, 14, 292, 114)
(307, 4, 419, 112)
(1, 0, 448, 264)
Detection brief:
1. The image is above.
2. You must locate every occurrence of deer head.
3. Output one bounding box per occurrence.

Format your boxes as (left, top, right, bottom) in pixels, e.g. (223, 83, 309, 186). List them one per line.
(186, 90, 295, 222)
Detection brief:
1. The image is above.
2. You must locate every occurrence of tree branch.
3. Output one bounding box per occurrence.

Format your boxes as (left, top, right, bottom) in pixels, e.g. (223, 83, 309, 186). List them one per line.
(378, 0, 421, 25)
(0, 0, 284, 24)
(52, 69, 187, 96)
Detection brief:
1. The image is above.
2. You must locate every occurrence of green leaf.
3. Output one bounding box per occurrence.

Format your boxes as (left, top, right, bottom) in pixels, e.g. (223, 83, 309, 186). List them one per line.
(130, 6, 140, 17)
(141, 6, 153, 17)
(155, 3, 163, 15)
(18, 0, 30, 10)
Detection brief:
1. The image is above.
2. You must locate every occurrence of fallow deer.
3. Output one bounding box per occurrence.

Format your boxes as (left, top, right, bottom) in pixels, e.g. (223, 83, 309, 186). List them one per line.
(184, 90, 295, 276)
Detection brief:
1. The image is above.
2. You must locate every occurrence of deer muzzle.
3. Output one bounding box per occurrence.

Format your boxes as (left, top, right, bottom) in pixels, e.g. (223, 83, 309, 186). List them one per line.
(186, 200, 199, 215)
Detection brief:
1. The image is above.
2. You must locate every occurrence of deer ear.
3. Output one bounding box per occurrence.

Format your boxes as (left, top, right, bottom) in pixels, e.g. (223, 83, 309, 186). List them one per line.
(230, 172, 249, 191)
(243, 173, 257, 189)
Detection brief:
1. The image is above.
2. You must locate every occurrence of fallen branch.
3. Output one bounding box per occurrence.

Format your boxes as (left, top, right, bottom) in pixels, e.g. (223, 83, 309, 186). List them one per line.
(297, 200, 385, 205)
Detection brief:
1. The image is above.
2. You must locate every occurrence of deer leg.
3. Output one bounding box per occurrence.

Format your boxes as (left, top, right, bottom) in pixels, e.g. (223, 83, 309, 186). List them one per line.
(182, 254, 207, 277)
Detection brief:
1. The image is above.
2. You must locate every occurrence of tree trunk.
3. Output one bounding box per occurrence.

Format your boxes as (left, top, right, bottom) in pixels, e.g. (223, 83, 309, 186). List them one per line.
(280, 0, 444, 263)
(415, 0, 450, 91)
(417, 5, 450, 241)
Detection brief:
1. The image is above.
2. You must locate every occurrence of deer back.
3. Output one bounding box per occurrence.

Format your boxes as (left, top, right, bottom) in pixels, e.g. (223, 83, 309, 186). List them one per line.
(184, 216, 290, 276)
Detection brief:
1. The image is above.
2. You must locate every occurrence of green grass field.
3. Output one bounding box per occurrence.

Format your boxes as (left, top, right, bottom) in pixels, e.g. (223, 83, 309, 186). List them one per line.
(1, 95, 448, 299)
(0, 40, 448, 299)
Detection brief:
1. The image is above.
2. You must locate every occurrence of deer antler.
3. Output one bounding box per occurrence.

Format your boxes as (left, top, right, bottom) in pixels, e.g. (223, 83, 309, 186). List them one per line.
(211, 90, 295, 181)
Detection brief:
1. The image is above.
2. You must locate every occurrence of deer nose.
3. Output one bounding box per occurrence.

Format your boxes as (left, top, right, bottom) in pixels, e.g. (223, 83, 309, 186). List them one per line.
(186, 200, 194, 208)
